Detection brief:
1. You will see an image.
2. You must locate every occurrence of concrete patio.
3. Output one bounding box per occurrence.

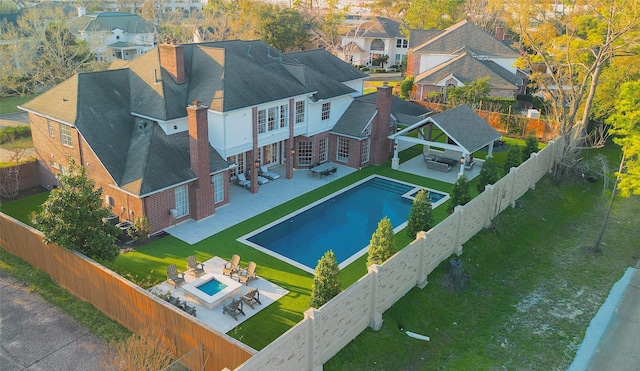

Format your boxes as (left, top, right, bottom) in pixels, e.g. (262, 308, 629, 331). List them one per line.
(151, 257, 289, 334)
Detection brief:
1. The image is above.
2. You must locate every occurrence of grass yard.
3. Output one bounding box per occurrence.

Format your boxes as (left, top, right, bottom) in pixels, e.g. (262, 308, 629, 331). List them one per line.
(2, 138, 633, 369)
(325, 148, 639, 369)
(0, 95, 39, 114)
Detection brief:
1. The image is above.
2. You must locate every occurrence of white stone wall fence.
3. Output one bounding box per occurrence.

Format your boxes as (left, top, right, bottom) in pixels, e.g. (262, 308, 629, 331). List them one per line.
(234, 139, 562, 371)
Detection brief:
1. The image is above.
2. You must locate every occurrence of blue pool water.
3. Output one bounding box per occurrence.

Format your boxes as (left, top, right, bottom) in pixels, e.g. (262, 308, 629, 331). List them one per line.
(243, 176, 447, 272)
(196, 278, 226, 296)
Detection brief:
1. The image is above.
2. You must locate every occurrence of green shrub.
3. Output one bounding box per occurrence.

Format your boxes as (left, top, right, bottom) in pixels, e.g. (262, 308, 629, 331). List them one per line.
(476, 156, 500, 193)
(447, 175, 471, 214)
(504, 145, 523, 173)
(310, 250, 341, 308)
(373, 68, 386, 73)
(522, 134, 539, 161)
(406, 189, 434, 239)
(367, 217, 396, 267)
(0, 125, 31, 144)
(399, 75, 414, 99)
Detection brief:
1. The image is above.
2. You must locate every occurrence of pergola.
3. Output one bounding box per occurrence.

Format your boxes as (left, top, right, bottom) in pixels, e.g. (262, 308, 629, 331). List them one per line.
(389, 105, 502, 178)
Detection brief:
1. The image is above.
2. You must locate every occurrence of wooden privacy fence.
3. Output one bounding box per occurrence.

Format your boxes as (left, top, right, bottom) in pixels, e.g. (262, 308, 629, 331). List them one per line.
(0, 216, 254, 370)
(235, 139, 562, 370)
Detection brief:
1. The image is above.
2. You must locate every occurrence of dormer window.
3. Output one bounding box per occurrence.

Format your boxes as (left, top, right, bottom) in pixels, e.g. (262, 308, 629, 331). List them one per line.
(321, 102, 331, 121)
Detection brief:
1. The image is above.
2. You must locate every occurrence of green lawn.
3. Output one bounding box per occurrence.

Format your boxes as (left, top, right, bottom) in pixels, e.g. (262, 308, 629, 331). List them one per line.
(0, 95, 39, 114)
(325, 146, 639, 369)
(10, 135, 624, 367)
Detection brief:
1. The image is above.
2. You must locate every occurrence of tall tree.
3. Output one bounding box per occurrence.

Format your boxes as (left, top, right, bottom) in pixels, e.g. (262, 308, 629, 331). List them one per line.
(32, 159, 120, 262)
(406, 189, 434, 239)
(310, 250, 341, 308)
(607, 81, 640, 196)
(259, 7, 308, 52)
(507, 0, 640, 180)
(404, 0, 466, 30)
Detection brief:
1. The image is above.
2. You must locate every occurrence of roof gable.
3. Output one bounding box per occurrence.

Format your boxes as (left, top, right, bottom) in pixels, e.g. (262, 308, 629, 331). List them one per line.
(410, 20, 518, 57)
(429, 104, 501, 153)
(68, 12, 156, 33)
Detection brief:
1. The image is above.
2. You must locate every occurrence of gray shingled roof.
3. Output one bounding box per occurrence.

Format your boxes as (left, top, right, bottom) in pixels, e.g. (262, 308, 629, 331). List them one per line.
(429, 105, 501, 153)
(68, 12, 156, 33)
(345, 17, 405, 39)
(286, 49, 369, 83)
(410, 20, 519, 57)
(331, 92, 430, 138)
(21, 69, 230, 197)
(408, 29, 442, 48)
(414, 52, 522, 89)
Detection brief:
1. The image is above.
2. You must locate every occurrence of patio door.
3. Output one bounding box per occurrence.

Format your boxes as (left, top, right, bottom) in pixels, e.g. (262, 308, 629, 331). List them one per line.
(262, 142, 281, 166)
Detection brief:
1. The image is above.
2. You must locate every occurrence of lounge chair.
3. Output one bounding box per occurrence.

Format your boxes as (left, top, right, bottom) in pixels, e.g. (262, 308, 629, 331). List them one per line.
(222, 254, 241, 277)
(236, 173, 250, 188)
(167, 264, 185, 288)
(222, 298, 245, 321)
(241, 288, 262, 309)
(237, 261, 258, 285)
(186, 255, 205, 277)
(248, 169, 269, 185)
(260, 165, 280, 180)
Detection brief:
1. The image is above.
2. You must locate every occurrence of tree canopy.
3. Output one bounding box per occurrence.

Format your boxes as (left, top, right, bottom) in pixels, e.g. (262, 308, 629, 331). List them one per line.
(446, 77, 491, 107)
(32, 159, 120, 262)
(607, 81, 640, 196)
(404, 0, 466, 30)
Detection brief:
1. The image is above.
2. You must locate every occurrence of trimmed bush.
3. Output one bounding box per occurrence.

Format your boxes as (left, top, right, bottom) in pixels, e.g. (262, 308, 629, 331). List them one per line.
(504, 145, 524, 173)
(476, 156, 500, 193)
(367, 218, 396, 267)
(406, 189, 434, 239)
(310, 250, 341, 308)
(447, 175, 471, 214)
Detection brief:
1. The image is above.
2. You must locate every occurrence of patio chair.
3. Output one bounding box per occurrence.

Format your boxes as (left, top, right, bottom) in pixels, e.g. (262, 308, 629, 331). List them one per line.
(186, 255, 205, 277)
(222, 298, 245, 321)
(236, 173, 250, 188)
(167, 264, 186, 288)
(222, 254, 241, 277)
(241, 288, 262, 309)
(260, 165, 280, 180)
(183, 301, 197, 317)
(237, 261, 258, 285)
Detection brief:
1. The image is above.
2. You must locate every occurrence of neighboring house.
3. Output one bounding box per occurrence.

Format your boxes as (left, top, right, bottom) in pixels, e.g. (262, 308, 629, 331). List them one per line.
(407, 20, 527, 101)
(21, 39, 429, 234)
(68, 10, 156, 62)
(338, 16, 409, 67)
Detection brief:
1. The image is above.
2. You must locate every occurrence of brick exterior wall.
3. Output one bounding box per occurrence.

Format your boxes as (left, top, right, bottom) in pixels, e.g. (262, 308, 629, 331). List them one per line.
(406, 53, 419, 76)
(370, 84, 393, 165)
(187, 102, 215, 221)
(159, 43, 185, 84)
(250, 107, 259, 194)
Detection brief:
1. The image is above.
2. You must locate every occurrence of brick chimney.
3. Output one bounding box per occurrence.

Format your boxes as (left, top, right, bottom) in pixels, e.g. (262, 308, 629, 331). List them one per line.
(370, 82, 393, 165)
(187, 101, 215, 220)
(159, 41, 185, 84)
(495, 26, 505, 41)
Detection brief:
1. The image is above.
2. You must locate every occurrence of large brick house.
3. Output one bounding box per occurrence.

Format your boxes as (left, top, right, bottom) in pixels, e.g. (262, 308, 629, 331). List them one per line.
(407, 20, 527, 101)
(21, 40, 430, 234)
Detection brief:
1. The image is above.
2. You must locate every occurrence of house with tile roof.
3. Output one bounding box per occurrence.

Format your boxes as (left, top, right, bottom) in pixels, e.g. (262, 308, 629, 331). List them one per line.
(68, 11, 156, 62)
(20, 39, 430, 234)
(407, 20, 527, 101)
(339, 17, 409, 67)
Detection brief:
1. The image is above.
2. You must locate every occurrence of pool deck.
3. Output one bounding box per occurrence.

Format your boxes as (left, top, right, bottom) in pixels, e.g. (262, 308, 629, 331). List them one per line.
(166, 153, 478, 245)
(151, 257, 289, 334)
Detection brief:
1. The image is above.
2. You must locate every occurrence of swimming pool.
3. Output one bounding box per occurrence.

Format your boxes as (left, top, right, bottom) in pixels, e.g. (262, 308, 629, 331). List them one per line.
(239, 176, 449, 274)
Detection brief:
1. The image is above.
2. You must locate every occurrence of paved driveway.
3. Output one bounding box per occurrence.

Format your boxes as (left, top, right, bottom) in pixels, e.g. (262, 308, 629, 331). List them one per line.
(0, 269, 110, 370)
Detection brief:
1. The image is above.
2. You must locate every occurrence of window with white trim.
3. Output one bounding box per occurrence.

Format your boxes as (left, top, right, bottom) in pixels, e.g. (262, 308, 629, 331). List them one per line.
(47, 120, 54, 137)
(60, 124, 72, 147)
(297, 141, 312, 166)
(337, 137, 349, 163)
(318, 137, 327, 163)
(321, 102, 330, 121)
(295, 101, 305, 124)
(280, 104, 288, 128)
(257, 109, 266, 133)
(268, 107, 277, 131)
(396, 39, 408, 48)
(212, 173, 224, 203)
(175, 185, 189, 217)
(361, 139, 370, 164)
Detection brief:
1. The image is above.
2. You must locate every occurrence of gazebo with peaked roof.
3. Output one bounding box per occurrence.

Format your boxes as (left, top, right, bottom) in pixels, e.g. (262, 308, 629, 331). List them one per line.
(389, 104, 502, 178)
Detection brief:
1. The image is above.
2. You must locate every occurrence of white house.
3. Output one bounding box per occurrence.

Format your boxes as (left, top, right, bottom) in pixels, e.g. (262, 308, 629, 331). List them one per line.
(339, 16, 408, 67)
